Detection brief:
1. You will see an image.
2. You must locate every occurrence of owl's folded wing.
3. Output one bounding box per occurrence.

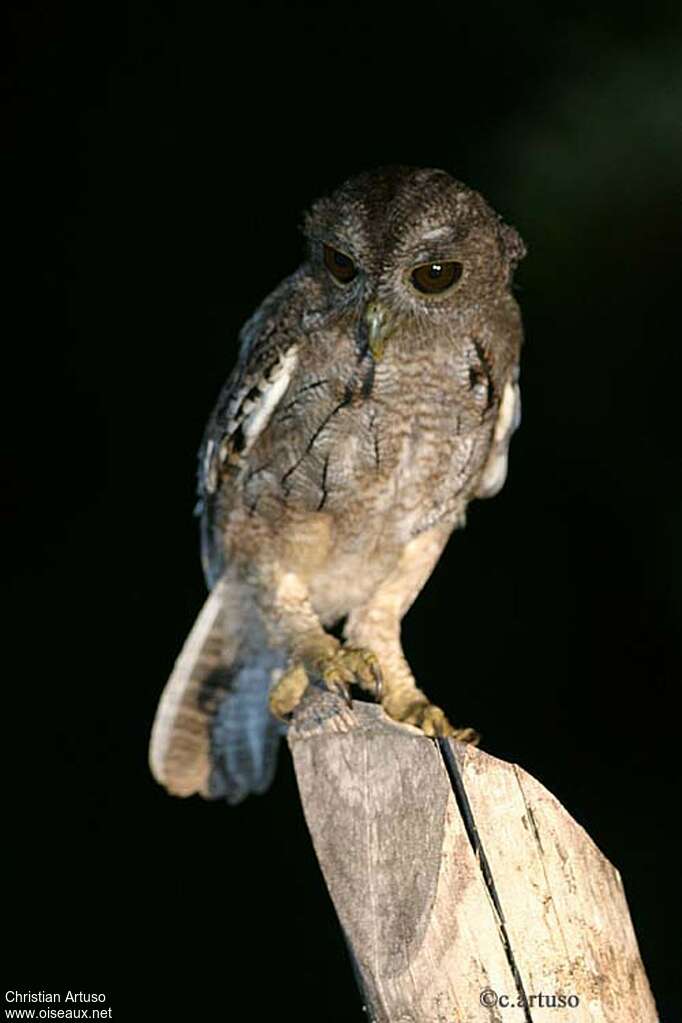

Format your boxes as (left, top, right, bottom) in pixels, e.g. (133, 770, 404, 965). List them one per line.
(193, 274, 305, 586)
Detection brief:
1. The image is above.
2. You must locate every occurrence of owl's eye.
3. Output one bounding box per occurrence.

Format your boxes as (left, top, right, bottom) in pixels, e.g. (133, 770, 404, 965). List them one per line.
(411, 261, 463, 294)
(323, 244, 358, 285)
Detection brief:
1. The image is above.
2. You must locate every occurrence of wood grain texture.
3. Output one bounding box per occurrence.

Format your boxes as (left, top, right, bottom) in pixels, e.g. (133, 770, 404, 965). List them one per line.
(450, 741, 658, 1023)
(288, 697, 658, 1023)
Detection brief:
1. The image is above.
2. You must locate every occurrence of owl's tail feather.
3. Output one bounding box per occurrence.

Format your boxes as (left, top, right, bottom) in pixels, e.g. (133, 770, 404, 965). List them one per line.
(149, 577, 286, 803)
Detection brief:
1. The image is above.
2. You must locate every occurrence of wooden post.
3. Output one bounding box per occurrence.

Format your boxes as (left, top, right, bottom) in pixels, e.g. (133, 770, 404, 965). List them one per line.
(288, 693, 658, 1023)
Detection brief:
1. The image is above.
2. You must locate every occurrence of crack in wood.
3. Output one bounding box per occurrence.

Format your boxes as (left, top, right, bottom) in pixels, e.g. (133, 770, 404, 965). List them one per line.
(288, 702, 656, 1022)
(437, 739, 535, 1023)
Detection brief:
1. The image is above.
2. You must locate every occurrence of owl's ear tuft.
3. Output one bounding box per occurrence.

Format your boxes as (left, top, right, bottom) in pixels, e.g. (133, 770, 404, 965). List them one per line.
(497, 219, 527, 268)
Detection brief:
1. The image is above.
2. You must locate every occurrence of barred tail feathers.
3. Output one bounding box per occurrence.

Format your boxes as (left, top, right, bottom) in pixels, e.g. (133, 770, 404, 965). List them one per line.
(149, 578, 285, 803)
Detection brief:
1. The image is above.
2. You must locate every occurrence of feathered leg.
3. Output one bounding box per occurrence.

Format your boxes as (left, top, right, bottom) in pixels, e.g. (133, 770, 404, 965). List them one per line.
(344, 525, 478, 740)
(255, 563, 381, 717)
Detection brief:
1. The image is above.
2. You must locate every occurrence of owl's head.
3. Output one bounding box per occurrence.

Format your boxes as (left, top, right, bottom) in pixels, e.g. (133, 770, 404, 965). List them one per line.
(302, 166, 525, 359)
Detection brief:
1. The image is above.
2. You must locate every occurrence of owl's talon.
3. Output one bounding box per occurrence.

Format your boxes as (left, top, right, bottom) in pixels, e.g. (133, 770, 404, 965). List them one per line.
(371, 664, 383, 703)
(363, 652, 383, 702)
(313, 645, 382, 704)
(326, 675, 354, 707)
(345, 646, 383, 700)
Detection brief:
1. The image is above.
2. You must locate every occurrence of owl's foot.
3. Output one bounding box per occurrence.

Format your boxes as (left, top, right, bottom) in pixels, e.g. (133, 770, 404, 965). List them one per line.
(268, 663, 309, 721)
(268, 645, 383, 721)
(314, 646, 383, 703)
(383, 693, 480, 743)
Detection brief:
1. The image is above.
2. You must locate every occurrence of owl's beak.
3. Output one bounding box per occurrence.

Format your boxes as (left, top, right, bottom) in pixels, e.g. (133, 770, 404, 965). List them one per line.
(363, 301, 395, 361)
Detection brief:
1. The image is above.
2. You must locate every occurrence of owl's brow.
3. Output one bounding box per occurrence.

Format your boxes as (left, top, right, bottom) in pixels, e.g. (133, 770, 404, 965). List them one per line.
(420, 226, 459, 242)
(307, 225, 357, 253)
(412, 222, 472, 248)
(399, 223, 470, 264)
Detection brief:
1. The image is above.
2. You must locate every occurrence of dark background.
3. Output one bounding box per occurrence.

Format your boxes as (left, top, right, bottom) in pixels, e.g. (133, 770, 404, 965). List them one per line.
(5, 2, 680, 1018)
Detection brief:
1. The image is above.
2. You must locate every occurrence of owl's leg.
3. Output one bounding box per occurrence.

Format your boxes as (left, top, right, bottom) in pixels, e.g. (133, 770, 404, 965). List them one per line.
(256, 563, 380, 719)
(344, 525, 479, 741)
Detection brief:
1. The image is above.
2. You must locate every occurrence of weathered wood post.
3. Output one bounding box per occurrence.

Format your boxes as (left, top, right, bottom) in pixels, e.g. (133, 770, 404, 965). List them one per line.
(288, 692, 658, 1023)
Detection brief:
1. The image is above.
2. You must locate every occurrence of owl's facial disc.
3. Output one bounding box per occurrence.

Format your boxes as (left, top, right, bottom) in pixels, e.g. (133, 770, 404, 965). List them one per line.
(363, 300, 395, 361)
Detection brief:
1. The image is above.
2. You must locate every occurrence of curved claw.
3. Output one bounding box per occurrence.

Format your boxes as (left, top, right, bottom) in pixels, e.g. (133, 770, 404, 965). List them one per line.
(341, 646, 383, 701)
(369, 659, 383, 703)
(326, 677, 353, 707)
(314, 645, 382, 707)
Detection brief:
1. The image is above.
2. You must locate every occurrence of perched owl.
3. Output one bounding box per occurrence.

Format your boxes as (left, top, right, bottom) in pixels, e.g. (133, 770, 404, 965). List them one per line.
(149, 166, 525, 803)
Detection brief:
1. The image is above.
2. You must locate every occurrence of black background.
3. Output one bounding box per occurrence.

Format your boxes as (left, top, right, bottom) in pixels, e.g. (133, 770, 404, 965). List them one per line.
(5, 2, 680, 1018)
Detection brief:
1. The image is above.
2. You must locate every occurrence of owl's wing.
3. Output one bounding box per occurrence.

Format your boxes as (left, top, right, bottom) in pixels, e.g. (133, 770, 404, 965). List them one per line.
(150, 280, 303, 802)
(475, 366, 521, 499)
(195, 276, 302, 586)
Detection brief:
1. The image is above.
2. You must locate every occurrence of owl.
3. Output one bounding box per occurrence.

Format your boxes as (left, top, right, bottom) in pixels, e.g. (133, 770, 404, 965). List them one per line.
(149, 166, 525, 803)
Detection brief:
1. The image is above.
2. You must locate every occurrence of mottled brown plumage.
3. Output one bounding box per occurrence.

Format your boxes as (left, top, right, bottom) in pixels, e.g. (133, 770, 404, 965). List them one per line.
(149, 166, 525, 803)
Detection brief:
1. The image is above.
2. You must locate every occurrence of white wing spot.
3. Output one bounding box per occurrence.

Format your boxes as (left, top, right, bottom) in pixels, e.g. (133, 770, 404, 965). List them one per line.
(476, 378, 521, 499)
(204, 439, 215, 479)
(242, 345, 298, 452)
(204, 439, 218, 494)
(494, 379, 520, 444)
